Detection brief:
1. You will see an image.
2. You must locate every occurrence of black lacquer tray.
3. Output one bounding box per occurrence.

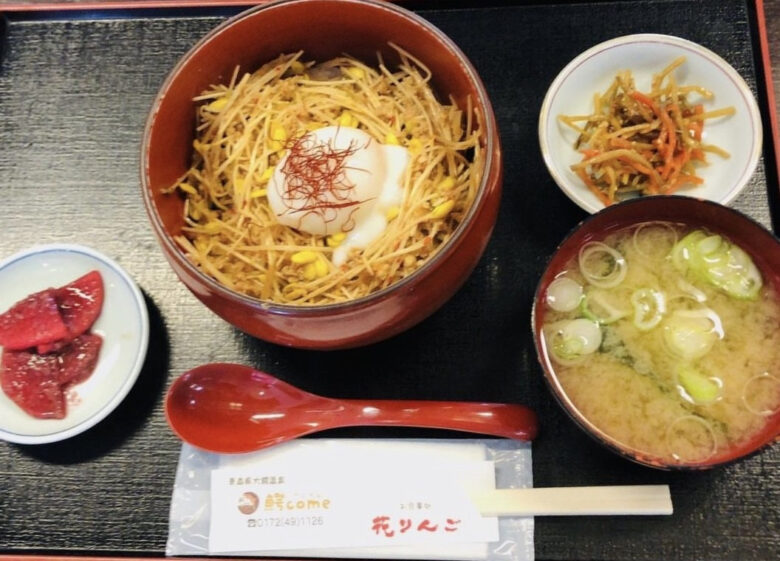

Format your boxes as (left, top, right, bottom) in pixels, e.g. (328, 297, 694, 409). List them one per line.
(0, 1, 778, 560)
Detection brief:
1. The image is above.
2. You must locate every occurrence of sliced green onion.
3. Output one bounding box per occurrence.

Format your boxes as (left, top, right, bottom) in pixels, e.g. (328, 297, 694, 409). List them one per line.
(665, 415, 717, 463)
(696, 234, 724, 256)
(669, 230, 708, 271)
(630, 288, 666, 331)
(545, 277, 583, 312)
(703, 244, 762, 300)
(580, 289, 629, 324)
(662, 308, 722, 360)
(632, 221, 678, 260)
(673, 308, 724, 338)
(741, 372, 780, 416)
(578, 241, 627, 288)
(675, 278, 707, 303)
(670, 230, 763, 300)
(675, 364, 722, 404)
(545, 318, 602, 365)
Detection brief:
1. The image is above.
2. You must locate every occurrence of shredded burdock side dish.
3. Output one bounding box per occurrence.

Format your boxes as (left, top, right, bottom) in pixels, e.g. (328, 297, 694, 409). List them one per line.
(558, 57, 736, 205)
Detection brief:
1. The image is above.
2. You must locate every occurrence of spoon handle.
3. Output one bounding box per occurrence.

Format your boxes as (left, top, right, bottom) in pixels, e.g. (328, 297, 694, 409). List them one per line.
(344, 399, 538, 441)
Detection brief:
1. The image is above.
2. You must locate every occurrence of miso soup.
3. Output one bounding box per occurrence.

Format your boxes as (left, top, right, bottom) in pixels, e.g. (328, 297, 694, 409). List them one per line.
(541, 222, 780, 465)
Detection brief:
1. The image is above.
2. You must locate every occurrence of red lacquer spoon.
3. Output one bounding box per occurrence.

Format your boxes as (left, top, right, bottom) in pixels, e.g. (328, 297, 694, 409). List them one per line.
(165, 363, 538, 454)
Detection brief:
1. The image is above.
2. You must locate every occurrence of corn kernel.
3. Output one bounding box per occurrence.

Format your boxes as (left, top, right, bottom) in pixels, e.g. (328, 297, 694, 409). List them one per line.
(259, 166, 275, 183)
(269, 122, 287, 151)
(344, 66, 365, 80)
(178, 182, 197, 195)
(291, 250, 318, 264)
(303, 263, 317, 281)
(250, 189, 267, 199)
(437, 176, 456, 191)
(385, 206, 400, 221)
(202, 222, 221, 233)
(314, 256, 329, 277)
(431, 200, 455, 219)
(290, 60, 305, 75)
(205, 97, 228, 112)
(270, 122, 287, 141)
(385, 132, 400, 145)
(326, 232, 347, 247)
(338, 111, 359, 128)
(192, 139, 204, 151)
(408, 137, 423, 155)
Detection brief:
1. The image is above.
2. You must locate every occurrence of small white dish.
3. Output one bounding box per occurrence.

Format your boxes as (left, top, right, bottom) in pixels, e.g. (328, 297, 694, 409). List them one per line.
(539, 34, 763, 214)
(0, 244, 149, 444)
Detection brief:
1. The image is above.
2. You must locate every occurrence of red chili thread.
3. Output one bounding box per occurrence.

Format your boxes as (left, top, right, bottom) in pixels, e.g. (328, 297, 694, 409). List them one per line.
(275, 130, 373, 231)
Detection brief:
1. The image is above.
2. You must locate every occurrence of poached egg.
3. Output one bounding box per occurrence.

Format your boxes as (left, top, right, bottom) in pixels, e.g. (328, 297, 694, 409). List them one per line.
(268, 126, 410, 266)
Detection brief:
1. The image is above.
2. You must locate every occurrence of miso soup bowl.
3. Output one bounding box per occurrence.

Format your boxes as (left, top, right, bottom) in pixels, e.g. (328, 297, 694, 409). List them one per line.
(141, 0, 501, 349)
(532, 196, 780, 469)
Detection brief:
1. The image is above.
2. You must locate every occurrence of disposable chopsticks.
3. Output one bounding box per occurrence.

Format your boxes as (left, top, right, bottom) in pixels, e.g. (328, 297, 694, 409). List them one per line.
(472, 485, 673, 516)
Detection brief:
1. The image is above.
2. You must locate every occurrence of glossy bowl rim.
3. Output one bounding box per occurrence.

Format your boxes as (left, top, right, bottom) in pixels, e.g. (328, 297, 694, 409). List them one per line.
(531, 196, 780, 470)
(537, 33, 764, 214)
(140, 0, 500, 317)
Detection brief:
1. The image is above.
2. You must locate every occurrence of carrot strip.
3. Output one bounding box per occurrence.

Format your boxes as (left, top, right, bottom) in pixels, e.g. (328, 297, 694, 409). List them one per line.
(632, 91, 677, 178)
(663, 150, 692, 192)
(630, 90, 656, 110)
(659, 108, 677, 176)
(688, 120, 703, 142)
(575, 168, 612, 205)
(666, 173, 704, 194)
(681, 173, 704, 184)
(580, 149, 601, 159)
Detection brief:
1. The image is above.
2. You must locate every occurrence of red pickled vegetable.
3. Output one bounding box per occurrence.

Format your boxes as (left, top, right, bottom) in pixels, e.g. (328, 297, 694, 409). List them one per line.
(0, 290, 69, 351)
(1, 350, 67, 419)
(0, 271, 105, 419)
(37, 270, 105, 353)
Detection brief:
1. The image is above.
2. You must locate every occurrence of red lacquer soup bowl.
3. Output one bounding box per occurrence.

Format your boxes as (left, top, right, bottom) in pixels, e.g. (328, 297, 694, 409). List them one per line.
(532, 196, 780, 469)
(141, 0, 502, 349)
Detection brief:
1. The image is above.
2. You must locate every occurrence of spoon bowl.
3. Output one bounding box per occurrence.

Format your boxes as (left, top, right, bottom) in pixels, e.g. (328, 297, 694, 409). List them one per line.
(165, 363, 538, 454)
